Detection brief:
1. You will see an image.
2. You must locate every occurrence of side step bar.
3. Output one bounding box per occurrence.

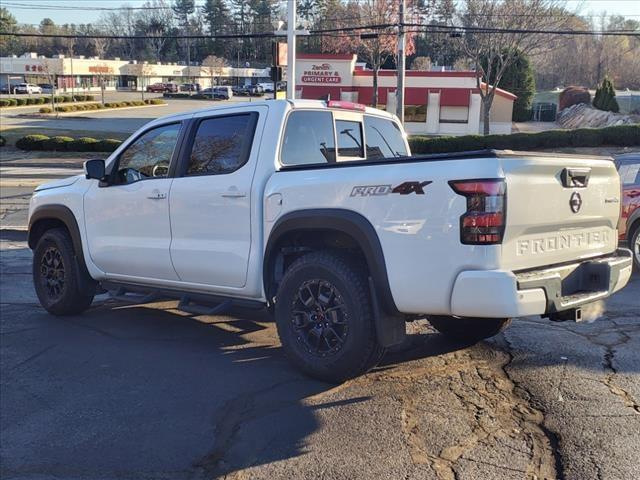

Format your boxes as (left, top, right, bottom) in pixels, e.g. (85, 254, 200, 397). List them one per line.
(101, 281, 265, 316)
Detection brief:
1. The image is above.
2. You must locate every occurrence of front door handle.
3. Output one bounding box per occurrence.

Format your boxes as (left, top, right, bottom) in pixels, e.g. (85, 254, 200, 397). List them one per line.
(221, 188, 247, 198)
(147, 190, 167, 200)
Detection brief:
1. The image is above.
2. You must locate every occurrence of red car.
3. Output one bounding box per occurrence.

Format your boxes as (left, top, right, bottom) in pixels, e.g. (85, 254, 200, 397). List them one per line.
(616, 153, 640, 269)
(145, 83, 166, 93)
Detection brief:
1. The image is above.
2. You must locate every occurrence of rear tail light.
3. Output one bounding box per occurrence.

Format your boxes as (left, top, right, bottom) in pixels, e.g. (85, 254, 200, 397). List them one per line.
(449, 179, 506, 245)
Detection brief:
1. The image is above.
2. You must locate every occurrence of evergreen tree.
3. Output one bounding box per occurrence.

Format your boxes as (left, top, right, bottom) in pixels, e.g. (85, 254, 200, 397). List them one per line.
(203, 0, 231, 57)
(593, 76, 620, 113)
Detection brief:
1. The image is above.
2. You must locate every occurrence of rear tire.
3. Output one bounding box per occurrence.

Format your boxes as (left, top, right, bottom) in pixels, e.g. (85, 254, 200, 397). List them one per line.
(631, 225, 640, 270)
(33, 228, 94, 316)
(428, 316, 512, 343)
(275, 251, 385, 383)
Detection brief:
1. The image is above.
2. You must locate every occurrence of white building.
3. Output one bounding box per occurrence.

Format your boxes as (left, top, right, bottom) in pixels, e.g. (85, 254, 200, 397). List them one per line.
(0, 52, 271, 93)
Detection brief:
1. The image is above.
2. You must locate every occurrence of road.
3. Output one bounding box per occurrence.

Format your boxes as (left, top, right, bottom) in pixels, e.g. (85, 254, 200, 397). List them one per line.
(1, 230, 638, 479)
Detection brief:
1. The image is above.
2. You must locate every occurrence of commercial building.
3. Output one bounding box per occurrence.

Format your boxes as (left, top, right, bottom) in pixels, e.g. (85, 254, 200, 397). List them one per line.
(0, 52, 270, 93)
(296, 54, 516, 135)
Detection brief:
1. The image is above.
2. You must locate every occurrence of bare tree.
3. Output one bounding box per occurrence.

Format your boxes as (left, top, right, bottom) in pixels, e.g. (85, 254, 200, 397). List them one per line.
(201, 55, 227, 89)
(92, 63, 114, 105)
(459, 0, 569, 134)
(40, 59, 59, 116)
(130, 63, 156, 101)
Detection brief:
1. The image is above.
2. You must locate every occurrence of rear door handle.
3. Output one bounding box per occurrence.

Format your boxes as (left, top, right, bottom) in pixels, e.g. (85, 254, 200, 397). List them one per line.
(147, 190, 167, 200)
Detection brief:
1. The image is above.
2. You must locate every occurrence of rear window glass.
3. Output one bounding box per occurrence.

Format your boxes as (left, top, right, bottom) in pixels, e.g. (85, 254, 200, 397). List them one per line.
(619, 162, 640, 186)
(336, 120, 364, 159)
(364, 116, 408, 159)
(281, 111, 336, 165)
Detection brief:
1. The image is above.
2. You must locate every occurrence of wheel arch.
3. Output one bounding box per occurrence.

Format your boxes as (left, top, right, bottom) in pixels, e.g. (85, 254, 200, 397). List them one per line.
(264, 208, 399, 316)
(28, 204, 93, 287)
(627, 208, 640, 240)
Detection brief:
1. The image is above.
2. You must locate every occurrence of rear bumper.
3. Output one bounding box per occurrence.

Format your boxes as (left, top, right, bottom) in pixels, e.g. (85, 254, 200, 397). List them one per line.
(450, 249, 633, 318)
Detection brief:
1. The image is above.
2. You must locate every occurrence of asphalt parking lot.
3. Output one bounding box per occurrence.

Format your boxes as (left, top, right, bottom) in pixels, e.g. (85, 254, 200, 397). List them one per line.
(1, 231, 638, 480)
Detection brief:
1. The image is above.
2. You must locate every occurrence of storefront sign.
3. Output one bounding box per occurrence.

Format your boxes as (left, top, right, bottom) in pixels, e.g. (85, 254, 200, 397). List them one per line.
(88, 66, 113, 74)
(301, 63, 342, 84)
(24, 65, 44, 72)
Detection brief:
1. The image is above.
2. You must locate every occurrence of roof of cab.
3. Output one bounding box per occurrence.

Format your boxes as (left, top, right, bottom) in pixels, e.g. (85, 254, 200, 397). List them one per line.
(146, 98, 395, 127)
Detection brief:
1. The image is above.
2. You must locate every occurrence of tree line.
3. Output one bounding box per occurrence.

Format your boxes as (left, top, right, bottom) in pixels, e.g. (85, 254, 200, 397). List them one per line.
(1, 0, 638, 91)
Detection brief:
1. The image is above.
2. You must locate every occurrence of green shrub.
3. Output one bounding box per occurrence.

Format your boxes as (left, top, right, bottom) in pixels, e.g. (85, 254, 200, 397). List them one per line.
(409, 124, 640, 154)
(8, 98, 18, 106)
(55, 105, 73, 112)
(0, 135, 5, 147)
(53, 95, 65, 103)
(121, 101, 132, 107)
(149, 98, 164, 105)
(601, 124, 640, 146)
(131, 100, 145, 106)
(71, 137, 98, 151)
(16, 134, 50, 150)
(95, 138, 122, 152)
(0, 99, 9, 107)
(86, 95, 95, 101)
(43, 136, 75, 151)
(16, 98, 27, 106)
(61, 96, 72, 103)
(104, 102, 116, 108)
(36, 97, 46, 104)
(73, 94, 87, 102)
(95, 103, 105, 109)
(39, 107, 53, 113)
(570, 128, 604, 147)
(26, 98, 36, 105)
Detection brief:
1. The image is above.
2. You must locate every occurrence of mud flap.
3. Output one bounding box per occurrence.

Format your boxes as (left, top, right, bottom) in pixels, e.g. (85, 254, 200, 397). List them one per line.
(368, 277, 406, 347)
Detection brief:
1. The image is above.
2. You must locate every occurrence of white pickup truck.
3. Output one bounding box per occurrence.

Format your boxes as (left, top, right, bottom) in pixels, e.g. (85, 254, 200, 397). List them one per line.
(28, 99, 633, 382)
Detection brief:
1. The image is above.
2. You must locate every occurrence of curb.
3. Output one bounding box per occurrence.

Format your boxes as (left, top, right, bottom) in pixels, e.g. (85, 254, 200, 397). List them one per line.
(0, 100, 101, 111)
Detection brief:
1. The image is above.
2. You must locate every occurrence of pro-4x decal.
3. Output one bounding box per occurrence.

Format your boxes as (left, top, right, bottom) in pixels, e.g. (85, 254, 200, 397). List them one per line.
(350, 181, 432, 197)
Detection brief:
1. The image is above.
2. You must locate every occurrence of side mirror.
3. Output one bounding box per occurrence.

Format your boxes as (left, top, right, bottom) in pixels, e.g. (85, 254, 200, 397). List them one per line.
(84, 159, 106, 181)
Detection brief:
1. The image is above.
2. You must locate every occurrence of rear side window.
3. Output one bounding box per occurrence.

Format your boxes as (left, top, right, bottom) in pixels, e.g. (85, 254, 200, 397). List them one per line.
(186, 113, 256, 175)
(364, 116, 408, 159)
(281, 111, 336, 165)
(619, 161, 640, 186)
(336, 120, 364, 159)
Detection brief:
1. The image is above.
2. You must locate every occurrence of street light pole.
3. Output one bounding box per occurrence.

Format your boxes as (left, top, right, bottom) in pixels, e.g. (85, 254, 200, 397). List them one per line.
(396, 0, 406, 123)
(287, 0, 296, 100)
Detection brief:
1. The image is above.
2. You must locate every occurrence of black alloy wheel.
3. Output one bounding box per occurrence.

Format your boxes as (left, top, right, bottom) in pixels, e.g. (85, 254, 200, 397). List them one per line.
(291, 279, 349, 357)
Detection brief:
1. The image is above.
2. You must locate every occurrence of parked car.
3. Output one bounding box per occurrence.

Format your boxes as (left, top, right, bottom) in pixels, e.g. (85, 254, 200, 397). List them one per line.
(146, 83, 166, 93)
(164, 83, 179, 93)
(200, 88, 223, 100)
(258, 82, 275, 93)
(232, 85, 249, 96)
(15, 83, 42, 94)
(27, 99, 633, 383)
(616, 153, 640, 269)
(180, 83, 201, 92)
(1, 84, 18, 94)
(37, 84, 55, 94)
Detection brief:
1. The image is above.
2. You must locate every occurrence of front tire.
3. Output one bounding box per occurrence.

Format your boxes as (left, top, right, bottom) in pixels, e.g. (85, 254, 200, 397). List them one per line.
(33, 228, 94, 316)
(275, 251, 385, 383)
(428, 316, 511, 343)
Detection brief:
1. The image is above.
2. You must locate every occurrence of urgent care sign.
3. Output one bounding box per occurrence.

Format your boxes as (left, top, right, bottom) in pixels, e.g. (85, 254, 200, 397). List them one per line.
(296, 54, 357, 87)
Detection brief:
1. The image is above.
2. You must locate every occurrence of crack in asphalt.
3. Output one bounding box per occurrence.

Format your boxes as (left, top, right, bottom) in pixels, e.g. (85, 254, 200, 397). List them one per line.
(371, 342, 561, 480)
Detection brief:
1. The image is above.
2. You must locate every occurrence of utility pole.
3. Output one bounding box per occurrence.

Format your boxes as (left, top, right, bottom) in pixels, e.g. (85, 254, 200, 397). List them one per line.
(287, 0, 296, 100)
(396, 0, 406, 123)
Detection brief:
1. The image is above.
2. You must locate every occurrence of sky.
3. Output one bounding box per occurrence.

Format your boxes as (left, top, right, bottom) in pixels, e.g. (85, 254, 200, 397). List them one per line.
(4, 0, 640, 26)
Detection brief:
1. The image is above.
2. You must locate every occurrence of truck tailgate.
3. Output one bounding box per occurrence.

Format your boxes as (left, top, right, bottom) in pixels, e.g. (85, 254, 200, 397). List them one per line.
(501, 154, 620, 271)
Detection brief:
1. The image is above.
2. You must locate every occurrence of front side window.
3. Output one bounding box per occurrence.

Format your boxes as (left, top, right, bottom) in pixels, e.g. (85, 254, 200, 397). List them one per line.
(186, 114, 255, 175)
(115, 123, 181, 184)
(336, 120, 364, 159)
(364, 116, 408, 159)
(281, 111, 336, 165)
